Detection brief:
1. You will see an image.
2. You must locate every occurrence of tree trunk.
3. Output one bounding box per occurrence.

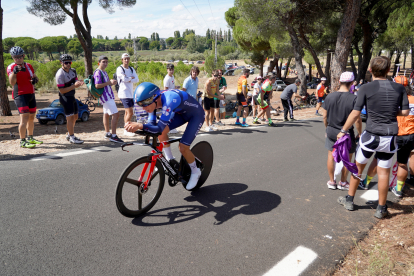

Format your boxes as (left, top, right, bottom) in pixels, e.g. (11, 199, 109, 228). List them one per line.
(325, 50, 332, 83)
(286, 24, 306, 93)
(377, 49, 382, 57)
(278, 59, 283, 79)
(298, 26, 325, 78)
(0, 3, 12, 116)
(283, 57, 292, 79)
(330, 0, 361, 91)
(393, 49, 402, 77)
(411, 45, 414, 70)
(350, 50, 357, 77)
(403, 51, 407, 70)
(309, 64, 312, 82)
(268, 53, 279, 75)
(356, 18, 373, 82)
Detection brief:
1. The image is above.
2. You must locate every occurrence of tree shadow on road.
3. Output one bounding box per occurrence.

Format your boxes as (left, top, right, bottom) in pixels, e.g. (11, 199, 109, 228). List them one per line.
(132, 183, 281, 227)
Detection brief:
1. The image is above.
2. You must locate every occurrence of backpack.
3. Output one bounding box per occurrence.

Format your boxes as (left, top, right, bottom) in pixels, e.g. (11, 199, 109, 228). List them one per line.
(114, 65, 134, 92)
(84, 69, 105, 100)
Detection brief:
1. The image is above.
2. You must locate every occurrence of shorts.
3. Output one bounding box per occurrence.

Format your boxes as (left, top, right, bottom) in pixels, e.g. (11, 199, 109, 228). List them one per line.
(255, 94, 269, 110)
(355, 131, 397, 168)
(203, 97, 217, 110)
(14, 93, 36, 114)
(168, 97, 205, 146)
(325, 127, 356, 153)
(237, 93, 248, 107)
(213, 98, 220, 108)
(220, 107, 225, 114)
(120, 98, 134, 108)
(59, 95, 78, 117)
(396, 134, 414, 164)
(317, 97, 323, 103)
(102, 99, 118, 115)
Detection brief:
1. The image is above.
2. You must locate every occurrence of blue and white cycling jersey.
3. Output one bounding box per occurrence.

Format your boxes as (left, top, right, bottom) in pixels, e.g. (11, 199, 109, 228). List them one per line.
(143, 89, 205, 146)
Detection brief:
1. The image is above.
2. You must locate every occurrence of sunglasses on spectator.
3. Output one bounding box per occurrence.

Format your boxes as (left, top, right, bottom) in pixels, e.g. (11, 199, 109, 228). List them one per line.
(13, 55, 24, 59)
(213, 74, 219, 77)
(63, 61, 72, 65)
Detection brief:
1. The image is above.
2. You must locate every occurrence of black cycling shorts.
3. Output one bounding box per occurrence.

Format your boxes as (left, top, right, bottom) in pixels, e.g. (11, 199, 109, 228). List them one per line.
(59, 95, 78, 117)
(203, 97, 217, 110)
(237, 93, 248, 107)
(396, 134, 414, 164)
(14, 93, 36, 114)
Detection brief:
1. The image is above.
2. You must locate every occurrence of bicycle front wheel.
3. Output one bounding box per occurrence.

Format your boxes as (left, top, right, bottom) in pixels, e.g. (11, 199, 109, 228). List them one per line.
(88, 101, 96, 112)
(115, 157, 165, 217)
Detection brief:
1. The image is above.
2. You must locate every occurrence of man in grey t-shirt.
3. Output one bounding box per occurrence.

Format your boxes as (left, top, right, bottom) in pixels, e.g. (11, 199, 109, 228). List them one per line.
(280, 79, 303, 121)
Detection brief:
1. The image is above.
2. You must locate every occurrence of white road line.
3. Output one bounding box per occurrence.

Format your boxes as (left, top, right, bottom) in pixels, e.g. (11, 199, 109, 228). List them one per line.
(263, 246, 318, 276)
(360, 190, 378, 201)
(31, 148, 106, 161)
(198, 134, 209, 137)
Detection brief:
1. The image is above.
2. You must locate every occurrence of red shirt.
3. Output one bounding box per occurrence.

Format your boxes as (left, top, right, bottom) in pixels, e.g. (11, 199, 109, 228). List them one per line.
(7, 62, 35, 99)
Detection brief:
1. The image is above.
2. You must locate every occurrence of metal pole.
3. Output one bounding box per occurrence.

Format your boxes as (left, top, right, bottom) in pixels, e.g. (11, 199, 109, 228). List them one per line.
(133, 37, 137, 62)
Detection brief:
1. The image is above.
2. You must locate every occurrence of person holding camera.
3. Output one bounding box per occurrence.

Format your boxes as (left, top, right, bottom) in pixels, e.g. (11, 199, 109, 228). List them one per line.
(7, 46, 43, 148)
(56, 54, 85, 144)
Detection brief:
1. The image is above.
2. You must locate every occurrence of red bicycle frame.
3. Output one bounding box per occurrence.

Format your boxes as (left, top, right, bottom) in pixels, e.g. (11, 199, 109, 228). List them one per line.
(138, 141, 169, 191)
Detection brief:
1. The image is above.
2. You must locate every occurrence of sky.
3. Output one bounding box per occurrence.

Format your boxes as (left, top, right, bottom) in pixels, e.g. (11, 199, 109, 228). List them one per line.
(2, 0, 234, 39)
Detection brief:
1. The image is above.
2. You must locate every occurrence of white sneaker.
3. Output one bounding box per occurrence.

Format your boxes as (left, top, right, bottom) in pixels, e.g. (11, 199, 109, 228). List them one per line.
(210, 124, 218, 130)
(123, 129, 136, 137)
(169, 128, 179, 134)
(186, 168, 201, 190)
(205, 126, 213, 132)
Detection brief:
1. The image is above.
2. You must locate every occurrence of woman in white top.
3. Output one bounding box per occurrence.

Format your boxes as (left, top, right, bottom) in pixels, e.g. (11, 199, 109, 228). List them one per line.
(252, 76, 263, 119)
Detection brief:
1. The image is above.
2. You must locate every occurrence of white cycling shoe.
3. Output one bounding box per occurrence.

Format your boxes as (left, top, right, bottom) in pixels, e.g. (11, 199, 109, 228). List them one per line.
(186, 168, 201, 190)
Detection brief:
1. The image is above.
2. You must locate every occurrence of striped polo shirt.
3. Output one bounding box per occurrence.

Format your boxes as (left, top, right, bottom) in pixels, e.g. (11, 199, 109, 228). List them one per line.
(93, 69, 115, 103)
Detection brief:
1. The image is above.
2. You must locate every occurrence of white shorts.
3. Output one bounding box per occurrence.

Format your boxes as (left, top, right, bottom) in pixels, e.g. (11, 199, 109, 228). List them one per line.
(102, 99, 118, 115)
(355, 131, 397, 169)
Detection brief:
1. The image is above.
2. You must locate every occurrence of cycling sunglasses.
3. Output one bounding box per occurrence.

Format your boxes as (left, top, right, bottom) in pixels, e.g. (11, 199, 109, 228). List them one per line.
(64, 61, 72, 65)
(13, 55, 24, 59)
(137, 95, 156, 107)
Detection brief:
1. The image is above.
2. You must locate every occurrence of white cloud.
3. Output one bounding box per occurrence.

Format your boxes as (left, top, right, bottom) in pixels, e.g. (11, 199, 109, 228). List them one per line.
(113, 19, 121, 23)
(172, 5, 184, 12)
(147, 14, 154, 17)
(208, 17, 220, 21)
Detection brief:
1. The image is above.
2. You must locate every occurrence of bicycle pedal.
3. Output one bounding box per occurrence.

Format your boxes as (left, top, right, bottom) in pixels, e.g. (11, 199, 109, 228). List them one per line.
(168, 176, 178, 187)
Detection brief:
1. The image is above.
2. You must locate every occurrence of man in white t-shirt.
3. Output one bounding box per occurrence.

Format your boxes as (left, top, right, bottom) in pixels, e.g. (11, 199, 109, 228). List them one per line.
(164, 63, 180, 133)
(116, 53, 139, 137)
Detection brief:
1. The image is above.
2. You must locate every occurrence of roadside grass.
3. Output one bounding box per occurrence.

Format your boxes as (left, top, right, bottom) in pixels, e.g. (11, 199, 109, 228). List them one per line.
(334, 185, 414, 276)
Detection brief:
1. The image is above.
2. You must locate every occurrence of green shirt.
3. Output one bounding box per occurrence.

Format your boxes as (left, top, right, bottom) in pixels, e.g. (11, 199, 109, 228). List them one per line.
(214, 77, 227, 100)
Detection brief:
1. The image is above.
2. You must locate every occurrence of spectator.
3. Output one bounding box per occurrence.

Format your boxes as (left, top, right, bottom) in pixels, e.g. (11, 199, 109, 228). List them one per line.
(94, 55, 124, 143)
(164, 63, 179, 133)
(349, 80, 357, 94)
(322, 72, 362, 191)
(7, 46, 43, 148)
(213, 69, 226, 126)
(55, 54, 84, 144)
(252, 75, 277, 127)
(355, 79, 364, 96)
(315, 77, 327, 116)
(337, 56, 409, 219)
(203, 70, 223, 132)
(219, 96, 226, 120)
(252, 76, 263, 119)
(280, 79, 304, 122)
(235, 69, 251, 127)
(182, 66, 200, 99)
(116, 53, 138, 137)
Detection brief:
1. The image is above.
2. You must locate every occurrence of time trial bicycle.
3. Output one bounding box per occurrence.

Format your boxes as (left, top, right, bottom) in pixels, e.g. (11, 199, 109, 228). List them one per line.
(115, 130, 213, 217)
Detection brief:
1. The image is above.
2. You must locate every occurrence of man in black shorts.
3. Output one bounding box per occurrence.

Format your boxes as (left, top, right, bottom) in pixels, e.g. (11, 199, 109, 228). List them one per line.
(323, 72, 362, 191)
(337, 56, 409, 219)
(56, 54, 85, 144)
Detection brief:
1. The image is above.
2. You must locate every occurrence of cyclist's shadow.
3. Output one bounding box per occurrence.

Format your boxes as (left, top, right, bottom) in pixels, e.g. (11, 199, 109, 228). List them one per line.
(132, 183, 281, 226)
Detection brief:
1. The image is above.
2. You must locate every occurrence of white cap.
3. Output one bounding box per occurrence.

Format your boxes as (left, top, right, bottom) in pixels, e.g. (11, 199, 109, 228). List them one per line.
(339, 72, 355, 82)
(257, 76, 263, 79)
(122, 53, 130, 59)
(321, 77, 327, 81)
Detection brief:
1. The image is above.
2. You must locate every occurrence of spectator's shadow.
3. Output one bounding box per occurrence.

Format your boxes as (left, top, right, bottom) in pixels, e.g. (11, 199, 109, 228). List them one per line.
(132, 183, 281, 226)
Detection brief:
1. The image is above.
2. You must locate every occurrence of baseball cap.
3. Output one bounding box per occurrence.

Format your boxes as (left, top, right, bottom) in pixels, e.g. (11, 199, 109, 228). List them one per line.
(339, 72, 355, 82)
(257, 76, 263, 79)
(321, 77, 327, 81)
(98, 55, 108, 62)
(122, 53, 130, 59)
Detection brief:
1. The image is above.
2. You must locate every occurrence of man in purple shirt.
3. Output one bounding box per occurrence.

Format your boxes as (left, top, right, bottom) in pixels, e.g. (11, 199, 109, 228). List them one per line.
(94, 55, 123, 143)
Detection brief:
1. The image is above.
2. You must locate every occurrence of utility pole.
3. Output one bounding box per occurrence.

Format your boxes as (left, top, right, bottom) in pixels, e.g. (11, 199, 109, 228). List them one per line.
(214, 30, 218, 67)
(133, 37, 137, 62)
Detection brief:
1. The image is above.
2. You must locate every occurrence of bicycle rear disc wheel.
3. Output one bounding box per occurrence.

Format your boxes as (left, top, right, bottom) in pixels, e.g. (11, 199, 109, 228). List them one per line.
(88, 101, 96, 112)
(115, 157, 165, 217)
(181, 141, 214, 191)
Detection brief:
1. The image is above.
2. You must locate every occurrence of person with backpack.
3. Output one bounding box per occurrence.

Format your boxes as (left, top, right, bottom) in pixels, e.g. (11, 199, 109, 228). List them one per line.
(94, 55, 124, 143)
(55, 54, 84, 144)
(115, 53, 139, 137)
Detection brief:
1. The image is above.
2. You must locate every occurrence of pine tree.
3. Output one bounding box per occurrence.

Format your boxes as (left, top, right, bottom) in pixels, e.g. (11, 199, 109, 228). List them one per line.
(156, 33, 160, 41)
(206, 29, 210, 40)
(228, 29, 231, 42)
(128, 33, 131, 39)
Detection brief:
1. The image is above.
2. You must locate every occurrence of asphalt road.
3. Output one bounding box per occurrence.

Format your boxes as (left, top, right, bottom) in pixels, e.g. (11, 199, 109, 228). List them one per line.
(0, 119, 397, 275)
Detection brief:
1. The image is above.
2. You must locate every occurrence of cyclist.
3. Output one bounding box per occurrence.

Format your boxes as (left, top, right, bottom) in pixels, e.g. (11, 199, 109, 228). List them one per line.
(125, 82, 205, 190)
(235, 69, 250, 127)
(315, 77, 326, 116)
(56, 54, 85, 144)
(7, 46, 42, 148)
(252, 75, 277, 126)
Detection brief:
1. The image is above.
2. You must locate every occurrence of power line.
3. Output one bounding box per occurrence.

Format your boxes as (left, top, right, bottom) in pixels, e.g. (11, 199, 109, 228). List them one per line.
(178, 0, 203, 28)
(192, 0, 209, 27)
(207, 0, 217, 29)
